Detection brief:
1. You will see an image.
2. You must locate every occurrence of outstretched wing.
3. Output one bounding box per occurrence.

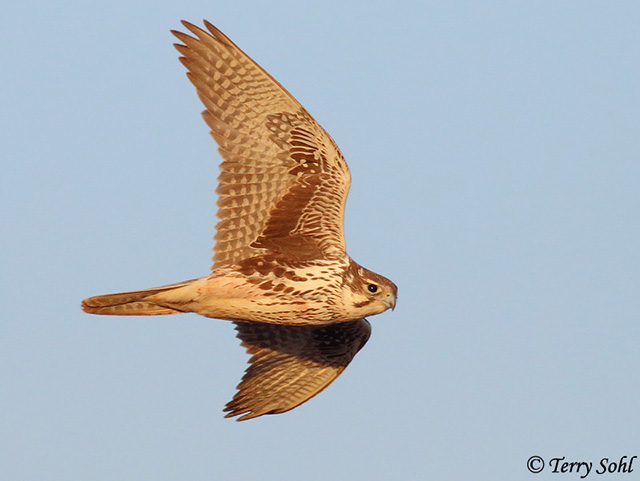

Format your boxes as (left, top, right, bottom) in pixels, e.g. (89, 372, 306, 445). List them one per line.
(225, 319, 371, 421)
(172, 21, 351, 268)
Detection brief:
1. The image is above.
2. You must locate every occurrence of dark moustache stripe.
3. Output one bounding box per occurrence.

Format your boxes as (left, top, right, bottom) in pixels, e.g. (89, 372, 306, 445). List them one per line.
(352, 299, 374, 308)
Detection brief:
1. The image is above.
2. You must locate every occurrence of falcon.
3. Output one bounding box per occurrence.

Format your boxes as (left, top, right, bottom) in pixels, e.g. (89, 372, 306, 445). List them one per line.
(82, 20, 397, 421)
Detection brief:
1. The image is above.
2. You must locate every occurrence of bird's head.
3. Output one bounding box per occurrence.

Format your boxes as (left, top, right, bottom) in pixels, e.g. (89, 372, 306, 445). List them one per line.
(343, 263, 397, 318)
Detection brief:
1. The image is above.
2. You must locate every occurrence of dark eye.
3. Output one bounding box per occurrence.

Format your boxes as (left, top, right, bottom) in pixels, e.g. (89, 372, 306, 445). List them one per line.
(367, 284, 378, 293)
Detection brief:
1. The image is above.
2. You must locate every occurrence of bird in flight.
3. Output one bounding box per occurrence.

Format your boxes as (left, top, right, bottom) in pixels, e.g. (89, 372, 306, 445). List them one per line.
(82, 20, 397, 421)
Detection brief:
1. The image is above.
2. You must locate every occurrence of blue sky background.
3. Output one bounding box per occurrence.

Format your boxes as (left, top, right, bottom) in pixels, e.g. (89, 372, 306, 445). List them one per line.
(2, 1, 639, 480)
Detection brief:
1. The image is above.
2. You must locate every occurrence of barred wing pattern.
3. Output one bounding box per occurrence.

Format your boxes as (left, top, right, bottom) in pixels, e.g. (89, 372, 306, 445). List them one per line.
(225, 319, 371, 420)
(172, 21, 351, 268)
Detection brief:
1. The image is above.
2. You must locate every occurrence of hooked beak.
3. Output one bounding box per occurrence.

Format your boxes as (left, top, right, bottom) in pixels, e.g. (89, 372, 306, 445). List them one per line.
(383, 293, 397, 311)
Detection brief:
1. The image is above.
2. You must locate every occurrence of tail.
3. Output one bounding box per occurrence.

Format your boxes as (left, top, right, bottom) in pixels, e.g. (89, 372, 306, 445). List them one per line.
(81, 280, 196, 316)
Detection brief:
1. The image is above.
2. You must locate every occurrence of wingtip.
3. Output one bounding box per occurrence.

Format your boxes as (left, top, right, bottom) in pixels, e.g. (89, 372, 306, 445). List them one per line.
(180, 19, 196, 30)
(170, 28, 191, 45)
(223, 407, 255, 421)
(173, 19, 235, 47)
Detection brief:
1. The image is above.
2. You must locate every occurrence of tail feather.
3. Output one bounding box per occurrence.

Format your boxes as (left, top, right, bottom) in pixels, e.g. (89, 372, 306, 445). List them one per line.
(81, 280, 194, 316)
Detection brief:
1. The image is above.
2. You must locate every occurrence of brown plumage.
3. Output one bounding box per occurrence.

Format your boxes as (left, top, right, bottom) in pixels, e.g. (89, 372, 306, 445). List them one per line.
(82, 20, 397, 420)
(226, 320, 371, 420)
